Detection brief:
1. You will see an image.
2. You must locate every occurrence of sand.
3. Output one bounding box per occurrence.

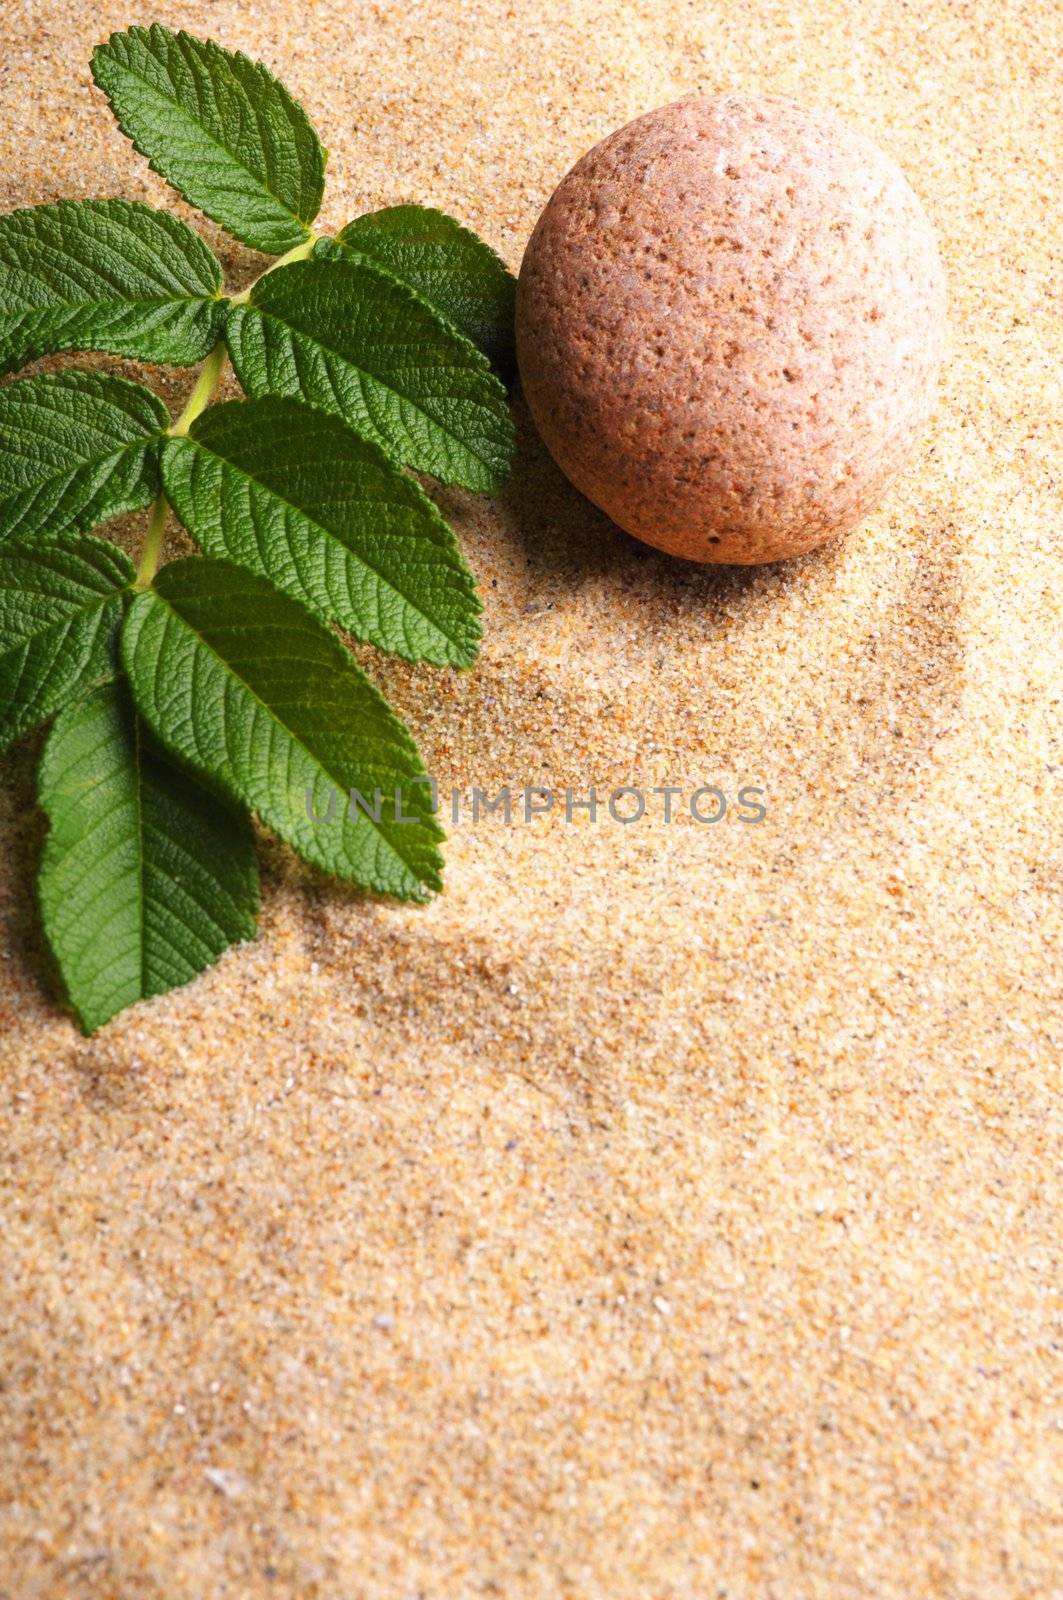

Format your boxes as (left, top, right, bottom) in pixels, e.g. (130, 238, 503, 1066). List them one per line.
(0, 1, 1060, 1596)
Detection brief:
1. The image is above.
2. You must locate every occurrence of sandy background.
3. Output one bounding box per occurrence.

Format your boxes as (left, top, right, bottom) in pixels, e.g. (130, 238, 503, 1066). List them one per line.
(1, 0, 1060, 1596)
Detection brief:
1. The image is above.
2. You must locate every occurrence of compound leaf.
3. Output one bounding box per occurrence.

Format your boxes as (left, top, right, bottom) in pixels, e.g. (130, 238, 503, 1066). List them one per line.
(122, 557, 444, 899)
(38, 679, 259, 1034)
(319, 205, 516, 378)
(0, 531, 133, 750)
(0, 371, 169, 546)
(162, 395, 481, 667)
(92, 24, 326, 255)
(225, 257, 514, 492)
(0, 199, 224, 372)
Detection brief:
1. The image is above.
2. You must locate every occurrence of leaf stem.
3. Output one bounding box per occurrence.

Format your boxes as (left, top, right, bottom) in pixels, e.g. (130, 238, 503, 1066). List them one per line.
(134, 492, 170, 591)
(169, 338, 229, 439)
(134, 338, 229, 590)
(133, 229, 320, 590)
(228, 231, 319, 305)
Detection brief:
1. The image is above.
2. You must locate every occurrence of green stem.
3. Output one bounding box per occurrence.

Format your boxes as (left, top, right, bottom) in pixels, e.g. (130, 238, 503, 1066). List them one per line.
(168, 338, 229, 439)
(134, 492, 170, 591)
(134, 339, 229, 589)
(228, 230, 319, 305)
(133, 229, 320, 589)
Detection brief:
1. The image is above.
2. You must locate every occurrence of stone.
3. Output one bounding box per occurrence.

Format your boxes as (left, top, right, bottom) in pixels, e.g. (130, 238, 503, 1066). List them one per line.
(516, 94, 946, 564)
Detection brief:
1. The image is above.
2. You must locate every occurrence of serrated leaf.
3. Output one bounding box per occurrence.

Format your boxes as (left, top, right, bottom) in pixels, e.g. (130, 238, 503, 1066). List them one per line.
(318, 206, 516, 379)
(0, 199, 225, 372)
(0, 531, 133, 750)
(122, 557, 444, 899)
(0, 371, 169, 546)
(225, 258, 514, 493)
(162, 396, 481, 668)
(38, 679, 259, 1034)
(91, 24, 326, 256)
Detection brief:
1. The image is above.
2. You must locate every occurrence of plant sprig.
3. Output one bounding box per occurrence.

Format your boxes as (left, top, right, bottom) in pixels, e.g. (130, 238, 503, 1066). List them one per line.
(0, 23, 517, 1032)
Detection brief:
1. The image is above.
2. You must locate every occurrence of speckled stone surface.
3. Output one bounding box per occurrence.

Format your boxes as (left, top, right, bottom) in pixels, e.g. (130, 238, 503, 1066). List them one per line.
(517, 94, 947, 563)
(0, 3, 1061, 1599)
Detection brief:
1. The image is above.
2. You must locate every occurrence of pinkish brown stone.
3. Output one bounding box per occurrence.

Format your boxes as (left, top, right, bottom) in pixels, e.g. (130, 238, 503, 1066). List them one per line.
(516, 94, 946, 564)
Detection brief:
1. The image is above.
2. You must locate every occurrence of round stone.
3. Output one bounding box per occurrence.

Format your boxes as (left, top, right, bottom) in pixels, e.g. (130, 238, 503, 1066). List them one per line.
(515, 94, 946, 564)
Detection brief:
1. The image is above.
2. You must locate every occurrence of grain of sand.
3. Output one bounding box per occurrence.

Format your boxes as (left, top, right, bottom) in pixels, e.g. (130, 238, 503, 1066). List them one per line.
(0, 2, 1060, 1597)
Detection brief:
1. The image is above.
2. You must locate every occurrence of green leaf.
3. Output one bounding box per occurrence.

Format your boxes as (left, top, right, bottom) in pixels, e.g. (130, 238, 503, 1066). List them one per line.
(225, 258, 514, 492)
(122, 558, 444, 899)
(0, 199, 225, 372)
(318, 206, 516, 379)
(162, 396, 481, 668)
(0, 371, 169, 546)
(0, 531, 133, 750)
(91, 25, 326, 256)
(38, 679, 259, 1034)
